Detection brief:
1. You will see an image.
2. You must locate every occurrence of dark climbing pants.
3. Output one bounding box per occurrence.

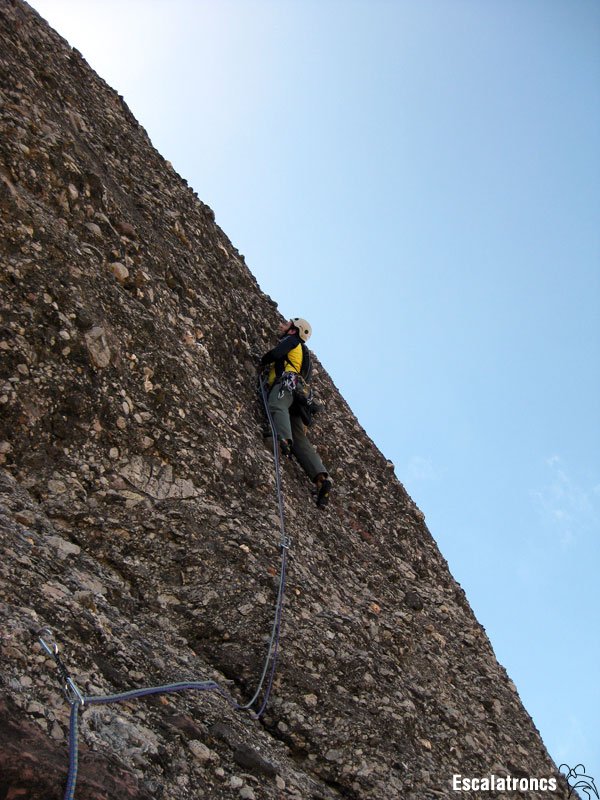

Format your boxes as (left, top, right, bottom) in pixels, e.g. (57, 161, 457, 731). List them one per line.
(267, 383, 327, 481)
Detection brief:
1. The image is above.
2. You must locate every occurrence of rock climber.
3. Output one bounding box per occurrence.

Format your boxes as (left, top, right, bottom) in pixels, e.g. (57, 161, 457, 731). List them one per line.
(259, 318, 332, 509)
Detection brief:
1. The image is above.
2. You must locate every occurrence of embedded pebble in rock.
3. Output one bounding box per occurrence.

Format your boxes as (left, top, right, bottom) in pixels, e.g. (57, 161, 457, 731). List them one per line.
(84, 222, 103, 238)
(109, 262, 129, 285)
(84, 326, 112, 369)
(0, 3, 571, 800)
(188, 740, 213, 764)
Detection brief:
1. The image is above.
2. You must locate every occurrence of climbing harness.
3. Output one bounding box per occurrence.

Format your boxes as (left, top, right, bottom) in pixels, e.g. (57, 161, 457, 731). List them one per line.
(281, 346, 319, 427)
(278, 370, 299, 399)
(34, 373, 290, 800)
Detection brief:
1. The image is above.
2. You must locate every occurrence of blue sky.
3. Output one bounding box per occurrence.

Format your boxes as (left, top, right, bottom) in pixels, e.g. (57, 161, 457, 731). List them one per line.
(32, 0, 600, 787)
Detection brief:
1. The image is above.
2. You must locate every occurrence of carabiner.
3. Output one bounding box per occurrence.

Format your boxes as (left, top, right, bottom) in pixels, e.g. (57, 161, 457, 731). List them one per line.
(38, 627, 59, 657)
(65, 677, 86, 707)
(37, 627, 85, 707)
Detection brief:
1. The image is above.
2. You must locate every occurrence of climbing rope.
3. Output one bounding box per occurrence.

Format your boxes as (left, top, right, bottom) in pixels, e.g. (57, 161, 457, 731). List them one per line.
(223, 373, 289, 715)
(34, 372, 290, 800)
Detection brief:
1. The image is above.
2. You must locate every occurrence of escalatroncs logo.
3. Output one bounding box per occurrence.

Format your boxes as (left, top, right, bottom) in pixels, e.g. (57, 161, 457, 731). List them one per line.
(559, 764, 599, 800)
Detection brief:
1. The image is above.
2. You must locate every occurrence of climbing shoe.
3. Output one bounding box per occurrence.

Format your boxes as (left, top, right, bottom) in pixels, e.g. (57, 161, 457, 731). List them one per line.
(315, 475, 332, 509)
(279, 439, 293, 458)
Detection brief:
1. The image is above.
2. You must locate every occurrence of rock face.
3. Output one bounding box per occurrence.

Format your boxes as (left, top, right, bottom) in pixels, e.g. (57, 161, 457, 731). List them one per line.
(0, 2, 571, 799)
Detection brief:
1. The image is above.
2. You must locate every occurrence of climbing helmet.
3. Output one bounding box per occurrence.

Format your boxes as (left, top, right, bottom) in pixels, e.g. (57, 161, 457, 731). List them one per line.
(292, 317, 312, 342)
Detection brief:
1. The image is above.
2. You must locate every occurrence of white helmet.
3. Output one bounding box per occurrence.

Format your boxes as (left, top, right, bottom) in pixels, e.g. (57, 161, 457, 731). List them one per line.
(292, 317, 312, 342)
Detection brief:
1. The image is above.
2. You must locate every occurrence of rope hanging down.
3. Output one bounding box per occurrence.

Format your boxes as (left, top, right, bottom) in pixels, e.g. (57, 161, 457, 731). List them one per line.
(35, 373, 290, 800)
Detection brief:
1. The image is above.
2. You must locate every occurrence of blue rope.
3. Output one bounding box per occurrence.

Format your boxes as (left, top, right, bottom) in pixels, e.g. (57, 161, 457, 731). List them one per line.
(37, 371, 291, 800)
(65, 703, 79, 800)
(85, 681, 221, 706)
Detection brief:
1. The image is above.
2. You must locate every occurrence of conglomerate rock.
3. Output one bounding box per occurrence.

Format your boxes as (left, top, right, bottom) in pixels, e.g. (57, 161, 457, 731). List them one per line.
(0, 2, 572, 798)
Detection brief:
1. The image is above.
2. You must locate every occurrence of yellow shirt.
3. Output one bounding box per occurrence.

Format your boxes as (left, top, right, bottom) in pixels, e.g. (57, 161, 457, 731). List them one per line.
(268, 342, 303, 387)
